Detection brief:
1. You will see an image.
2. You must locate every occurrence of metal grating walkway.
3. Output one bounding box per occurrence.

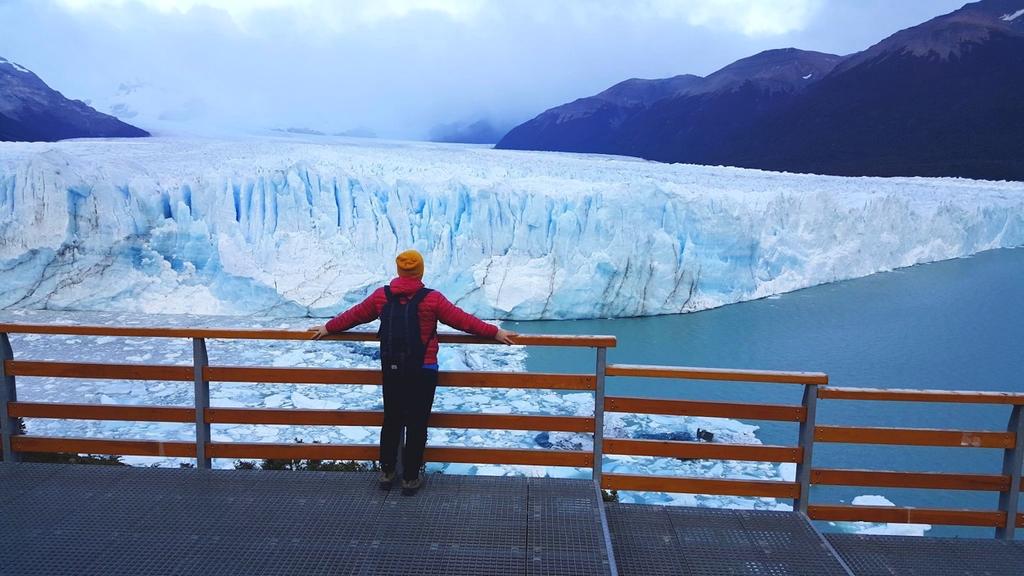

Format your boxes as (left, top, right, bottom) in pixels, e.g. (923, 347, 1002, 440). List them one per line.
(0, 463, 613, 576)
(606, 503, 852, 575)
(5, 463, 1023, 576)
(826, 533, 1024, 576)
(606, 502, 1024, 576)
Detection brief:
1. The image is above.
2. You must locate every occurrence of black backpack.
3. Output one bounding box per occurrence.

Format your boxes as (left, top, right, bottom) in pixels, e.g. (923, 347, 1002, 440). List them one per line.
(378, 286, 432, 376)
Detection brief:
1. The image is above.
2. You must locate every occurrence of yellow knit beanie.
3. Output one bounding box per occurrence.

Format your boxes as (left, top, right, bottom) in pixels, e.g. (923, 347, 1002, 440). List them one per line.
(396, 250, 424, 279)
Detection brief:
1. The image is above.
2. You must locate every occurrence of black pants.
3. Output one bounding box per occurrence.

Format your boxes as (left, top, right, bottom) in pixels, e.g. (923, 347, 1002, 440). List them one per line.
(379, 366, 438, 481)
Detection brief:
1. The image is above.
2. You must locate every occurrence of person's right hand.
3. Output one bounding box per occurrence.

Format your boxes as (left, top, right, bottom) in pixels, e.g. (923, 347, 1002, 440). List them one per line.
(495, 328, 518, 345)
(310, 325, 330, 340)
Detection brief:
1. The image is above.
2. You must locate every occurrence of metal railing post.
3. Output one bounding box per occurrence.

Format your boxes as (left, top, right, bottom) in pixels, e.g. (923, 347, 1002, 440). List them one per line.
(793, 382, 819, 514)
(996, 405, 1023, 539)
(1, 333, 20, 463)
(193, 338, 211, 469)
(593, 347, 607, 484)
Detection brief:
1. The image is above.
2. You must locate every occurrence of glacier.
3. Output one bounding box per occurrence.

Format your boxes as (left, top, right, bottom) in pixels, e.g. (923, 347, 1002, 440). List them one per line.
(2, 136, 1022, 319)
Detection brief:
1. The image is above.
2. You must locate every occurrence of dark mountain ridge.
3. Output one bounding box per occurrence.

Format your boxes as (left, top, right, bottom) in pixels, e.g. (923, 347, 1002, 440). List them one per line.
(497, 0, 1024, 181)
(0, 56, 148, 142)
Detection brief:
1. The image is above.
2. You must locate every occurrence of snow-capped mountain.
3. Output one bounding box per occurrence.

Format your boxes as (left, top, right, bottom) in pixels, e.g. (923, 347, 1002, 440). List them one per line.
(0, 57, 149, 142)
(497, 0, 1024, 181)
(1, 137, 1021, 319)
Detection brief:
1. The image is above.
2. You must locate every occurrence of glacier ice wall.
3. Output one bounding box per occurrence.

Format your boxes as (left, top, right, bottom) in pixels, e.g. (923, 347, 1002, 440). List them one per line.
(1, 136, 1023, 319)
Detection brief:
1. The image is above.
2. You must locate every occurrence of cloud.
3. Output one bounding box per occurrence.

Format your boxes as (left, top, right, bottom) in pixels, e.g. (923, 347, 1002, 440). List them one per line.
(1, 0, 955, 139)
(53, 0, 820, 36)
(54, 0, 486, 29)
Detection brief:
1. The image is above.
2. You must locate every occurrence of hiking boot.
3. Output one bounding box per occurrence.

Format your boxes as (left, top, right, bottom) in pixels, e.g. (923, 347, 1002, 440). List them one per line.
(378, 471, 396, 491)
(401, 477, 422, 496)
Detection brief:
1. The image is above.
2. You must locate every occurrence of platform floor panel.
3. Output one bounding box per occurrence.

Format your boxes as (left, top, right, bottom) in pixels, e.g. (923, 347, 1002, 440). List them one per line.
(606, 503, 852, 576)
(827, 533, 1024, 576)
(0, 463, 613, 576)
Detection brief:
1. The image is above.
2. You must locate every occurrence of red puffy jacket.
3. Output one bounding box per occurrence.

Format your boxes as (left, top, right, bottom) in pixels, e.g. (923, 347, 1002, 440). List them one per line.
(325, 276, 499, 365)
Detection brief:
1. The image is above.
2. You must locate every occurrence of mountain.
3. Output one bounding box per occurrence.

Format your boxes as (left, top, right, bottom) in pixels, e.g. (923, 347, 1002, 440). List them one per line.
(496, 74, 702, 153)
(0, 57, 149, 142)
(497, 0, 1024, 180)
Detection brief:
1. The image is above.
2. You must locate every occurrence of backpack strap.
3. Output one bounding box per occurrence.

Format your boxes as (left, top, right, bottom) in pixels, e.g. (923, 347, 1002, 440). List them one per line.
(383, 285, 398, 302)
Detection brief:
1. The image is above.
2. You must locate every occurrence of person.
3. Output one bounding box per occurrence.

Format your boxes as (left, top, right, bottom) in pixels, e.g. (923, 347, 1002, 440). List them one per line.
(311, 249, 516, 495)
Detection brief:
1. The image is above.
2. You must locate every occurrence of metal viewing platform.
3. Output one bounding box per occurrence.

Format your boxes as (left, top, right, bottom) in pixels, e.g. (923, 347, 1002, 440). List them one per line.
(3, 463, 1023, 575)
(2, 323, 1024, 574)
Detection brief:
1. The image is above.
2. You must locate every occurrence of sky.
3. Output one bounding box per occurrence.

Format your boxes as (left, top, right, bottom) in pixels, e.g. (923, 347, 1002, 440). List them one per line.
(0, 0, 970, 139)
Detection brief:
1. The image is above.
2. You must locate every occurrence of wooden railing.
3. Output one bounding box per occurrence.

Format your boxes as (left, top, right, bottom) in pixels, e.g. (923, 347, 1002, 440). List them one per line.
(808, 386, 1024, 538)
(601, 364, 826, 511)
(1, 323, 1022, 538)
(0, 324, 612, 472)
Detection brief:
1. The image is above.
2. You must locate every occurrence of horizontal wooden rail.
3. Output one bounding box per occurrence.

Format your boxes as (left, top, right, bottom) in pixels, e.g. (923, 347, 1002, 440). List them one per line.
(602, 472, 800, 498)
(814, 426, 1014, 448)
(606, 363, 827, 385)
(206, 442, 379, 460)
(811, 468, 1009, 491)
(206, 442, 591, 467)
(604, 438, 802, 463)
(818, 386, 1024, 405)
(9, 402, 195, 423)
(206, 366, 595, 390)
(206, 408, 594, 432)
(807, 504, 1005, 527)
(424, 446, 591, 467)
(1019, 513, 1024, 528)
(0, 323, 616, 348)
(5, 360, 193, 381)
(605, 396, 804, 422)
(12, 435, 196, 458)
(441, 371, 595, 390)
(206, 366, 379, 385)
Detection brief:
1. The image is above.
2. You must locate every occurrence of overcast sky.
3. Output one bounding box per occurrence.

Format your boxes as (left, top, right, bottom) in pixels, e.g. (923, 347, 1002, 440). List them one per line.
(0, 0, 969, 139)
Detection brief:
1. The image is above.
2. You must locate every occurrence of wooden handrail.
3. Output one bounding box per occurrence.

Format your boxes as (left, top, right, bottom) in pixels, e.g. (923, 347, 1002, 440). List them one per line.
(0, 323, 616, 348)
(205, 407, 594, 432)
(815, 426, 1015, 448)
(206, 442, 592, 467)
(807, 504, 1005, 527)
(606, 364, 827, 385)
(206, 366, 596, 390)
(818, 386, 1024, 405)
(5, 360, 193, 381)
(9, 402, 195, 423)
(604, 438, 802, 463)
(206, 443, 379, 461)
(602, 473, 800, 498)
(811, 468, 1010, 491)
(605, 396, 805, 422)
(12, 436, 196, 458)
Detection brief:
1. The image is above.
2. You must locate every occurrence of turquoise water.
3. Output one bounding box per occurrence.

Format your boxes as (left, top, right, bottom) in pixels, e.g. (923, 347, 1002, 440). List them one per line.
(509, 247, 1024, 537)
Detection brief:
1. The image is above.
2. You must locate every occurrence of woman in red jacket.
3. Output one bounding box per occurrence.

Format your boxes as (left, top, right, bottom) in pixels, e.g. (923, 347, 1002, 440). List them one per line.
(312, 250, 516, 495)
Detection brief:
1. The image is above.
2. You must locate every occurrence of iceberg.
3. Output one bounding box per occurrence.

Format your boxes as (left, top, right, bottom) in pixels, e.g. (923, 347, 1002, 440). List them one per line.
(1, 136, 1022, 319)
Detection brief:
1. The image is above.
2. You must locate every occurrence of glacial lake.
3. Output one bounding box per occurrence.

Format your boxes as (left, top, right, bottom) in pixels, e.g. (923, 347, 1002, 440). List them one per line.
(509, 247, 1024, 538)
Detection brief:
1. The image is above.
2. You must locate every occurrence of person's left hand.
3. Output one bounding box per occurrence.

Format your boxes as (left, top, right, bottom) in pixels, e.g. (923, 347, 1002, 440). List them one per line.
(495, 328, 518, 345)
(310, 325, 330, 340)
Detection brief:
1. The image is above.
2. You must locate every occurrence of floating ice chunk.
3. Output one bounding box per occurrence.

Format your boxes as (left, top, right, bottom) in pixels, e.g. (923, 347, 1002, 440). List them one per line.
(829, 495, 932, 536)
(291, 392, 341, 410)
(263, 393, 289, 407)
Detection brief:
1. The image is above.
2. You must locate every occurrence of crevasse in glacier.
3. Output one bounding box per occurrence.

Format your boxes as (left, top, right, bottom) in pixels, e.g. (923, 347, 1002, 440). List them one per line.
(1, 136, 1022, 319)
